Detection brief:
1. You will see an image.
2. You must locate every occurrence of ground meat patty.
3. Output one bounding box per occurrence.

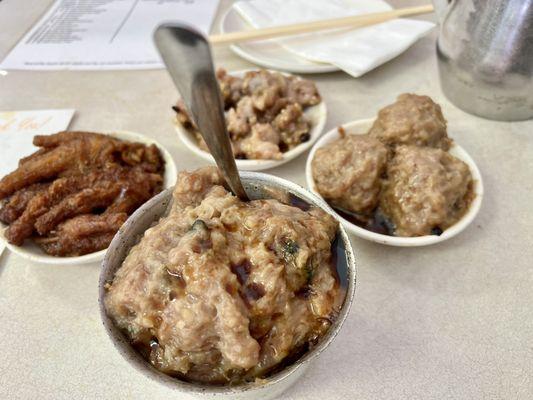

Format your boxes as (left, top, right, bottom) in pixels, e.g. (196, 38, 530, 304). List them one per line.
(104, 167, 341, 384)
(369, 93, 451, 150)
(380, 145, 473, 236)
(312, 134, 388, 215)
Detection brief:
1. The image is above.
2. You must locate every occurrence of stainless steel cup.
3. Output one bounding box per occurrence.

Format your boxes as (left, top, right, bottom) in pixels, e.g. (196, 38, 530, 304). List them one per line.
(434, 0, 533, 121)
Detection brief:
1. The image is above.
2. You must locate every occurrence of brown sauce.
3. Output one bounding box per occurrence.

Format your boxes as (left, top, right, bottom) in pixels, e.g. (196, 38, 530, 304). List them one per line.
(332, 206, 395, 236)
(230, 259, 252, 285)
(332, 205, 444, 237)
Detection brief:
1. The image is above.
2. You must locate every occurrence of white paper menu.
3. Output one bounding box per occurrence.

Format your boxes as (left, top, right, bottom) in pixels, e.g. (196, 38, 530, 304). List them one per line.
(0, 0, 219, 70)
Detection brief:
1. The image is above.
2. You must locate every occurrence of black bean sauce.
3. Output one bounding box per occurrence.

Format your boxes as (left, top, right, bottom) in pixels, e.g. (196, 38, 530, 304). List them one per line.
(333, 205, 443, 237)
(333, 207, 394, 236)
(287, 192, 311, 211)
(230, 259, 252, 285)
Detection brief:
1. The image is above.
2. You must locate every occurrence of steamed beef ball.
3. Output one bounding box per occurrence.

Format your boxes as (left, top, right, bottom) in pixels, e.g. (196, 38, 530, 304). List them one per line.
(312, 134, 388, 214)
(369, 93, 451, 150)
(380, 145, 473, 236)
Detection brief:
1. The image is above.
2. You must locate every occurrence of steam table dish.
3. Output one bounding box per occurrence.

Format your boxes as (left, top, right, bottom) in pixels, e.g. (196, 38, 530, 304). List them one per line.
(0, 130, 177, 265)
(306, 94, 483, 247)
(100, 167, 355, 399)
(174, 69, 327, 171)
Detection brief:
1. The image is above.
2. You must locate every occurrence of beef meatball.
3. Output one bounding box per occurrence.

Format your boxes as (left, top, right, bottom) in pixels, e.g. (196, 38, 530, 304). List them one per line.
(312, 134, 388, 214)
(369, 93, 451, 150)
(380, 145, 473, 236)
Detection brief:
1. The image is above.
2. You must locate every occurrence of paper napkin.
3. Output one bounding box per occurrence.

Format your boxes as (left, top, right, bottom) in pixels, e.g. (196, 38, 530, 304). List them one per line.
(234, 0, 435, 77)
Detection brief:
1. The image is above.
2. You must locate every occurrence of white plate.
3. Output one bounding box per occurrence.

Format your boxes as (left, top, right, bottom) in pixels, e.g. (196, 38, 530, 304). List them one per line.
(0, 130, 177, 264)
(175, 69, 327, 171)
(306, 119, 484, 247)
(220, 7, 339, 74)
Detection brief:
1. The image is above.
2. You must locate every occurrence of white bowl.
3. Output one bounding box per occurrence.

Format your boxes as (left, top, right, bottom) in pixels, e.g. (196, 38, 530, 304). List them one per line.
(0, 130, 177, 264)
(99, 171, 356, 399)
(174, 69, 327, 171)
(306, 119, 484, 247)
(220, 7, 338, 74)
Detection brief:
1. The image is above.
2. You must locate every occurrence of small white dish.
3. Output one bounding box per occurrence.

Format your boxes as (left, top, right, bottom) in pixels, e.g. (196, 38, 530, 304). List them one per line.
(220, 7, 338, 74)
(0, 130, 177, 264)
(306, 119, 484, 247)
(174, 69, 327, 171)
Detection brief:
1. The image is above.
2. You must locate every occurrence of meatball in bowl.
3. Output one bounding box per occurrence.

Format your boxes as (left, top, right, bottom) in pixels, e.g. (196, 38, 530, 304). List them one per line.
(306, 94, 483, 247)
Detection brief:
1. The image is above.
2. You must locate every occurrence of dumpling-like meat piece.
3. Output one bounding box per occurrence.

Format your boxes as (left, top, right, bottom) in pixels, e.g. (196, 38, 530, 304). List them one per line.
(285, 76, 321, 107)
(273, 103, 310, 150)
(217, 68, 244, 108)
(226, 96, 258, 140)
(380, 145, 473, 236)
(237, 123, 282, 160)
(312, 134, 388, 214)
(242, 69, 287, 111)
(369, 93, 451, 150)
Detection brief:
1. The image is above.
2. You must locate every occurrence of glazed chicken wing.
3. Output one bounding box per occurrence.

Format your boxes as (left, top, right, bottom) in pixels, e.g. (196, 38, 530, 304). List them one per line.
(5, 174, 93, 246)
(0, 131, 163, 199)
(0, 183, 50, 224)
(36, 213, 128, 256)
(0, 131, 165, 256)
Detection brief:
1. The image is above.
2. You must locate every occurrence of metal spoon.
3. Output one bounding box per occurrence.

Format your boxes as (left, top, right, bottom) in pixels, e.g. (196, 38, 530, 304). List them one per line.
(154, 23, 248, 200)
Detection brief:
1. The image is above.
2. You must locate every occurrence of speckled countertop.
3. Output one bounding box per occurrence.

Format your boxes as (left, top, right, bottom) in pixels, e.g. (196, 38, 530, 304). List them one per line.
(0, 1, 532, 399)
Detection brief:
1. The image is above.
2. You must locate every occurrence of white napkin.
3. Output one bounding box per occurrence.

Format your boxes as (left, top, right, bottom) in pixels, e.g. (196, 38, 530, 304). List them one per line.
(233, 0, 435, 77)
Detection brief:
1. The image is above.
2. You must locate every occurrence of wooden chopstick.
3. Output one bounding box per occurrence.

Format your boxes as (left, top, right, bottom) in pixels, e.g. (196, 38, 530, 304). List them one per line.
(209, 4, 434, 45)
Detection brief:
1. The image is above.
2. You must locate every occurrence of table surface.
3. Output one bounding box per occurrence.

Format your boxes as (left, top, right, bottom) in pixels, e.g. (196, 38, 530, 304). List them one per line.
(1, 1, 532, 399)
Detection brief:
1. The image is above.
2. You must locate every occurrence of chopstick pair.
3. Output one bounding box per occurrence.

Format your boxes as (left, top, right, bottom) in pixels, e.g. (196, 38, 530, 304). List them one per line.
(209, 4, 434, 45)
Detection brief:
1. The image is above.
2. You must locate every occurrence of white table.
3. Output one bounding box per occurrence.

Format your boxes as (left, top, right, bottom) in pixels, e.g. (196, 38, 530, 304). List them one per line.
(1, 1, 532, 399)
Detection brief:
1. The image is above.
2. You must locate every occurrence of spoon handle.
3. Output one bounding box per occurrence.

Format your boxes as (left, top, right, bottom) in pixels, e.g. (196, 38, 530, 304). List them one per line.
(154, 23, 248, 200)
